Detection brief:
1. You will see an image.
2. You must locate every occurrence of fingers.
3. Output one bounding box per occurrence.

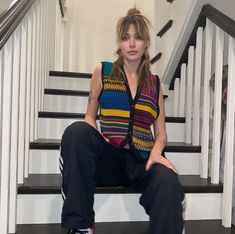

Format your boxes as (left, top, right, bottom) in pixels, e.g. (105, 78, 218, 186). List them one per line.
(102, 135, 109, 142)
(145, 159, 154, 171)
(145, 157, 178, 174)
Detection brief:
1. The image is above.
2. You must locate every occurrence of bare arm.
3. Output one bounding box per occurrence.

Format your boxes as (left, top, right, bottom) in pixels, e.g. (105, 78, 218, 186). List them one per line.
(152, 85, 167, 154)
(84, 63, 102, 130)
(145, 85, 177, 173)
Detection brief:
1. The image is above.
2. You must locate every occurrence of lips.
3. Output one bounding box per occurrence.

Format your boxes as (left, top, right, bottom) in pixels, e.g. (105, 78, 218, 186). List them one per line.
(127, 51, 138, 55)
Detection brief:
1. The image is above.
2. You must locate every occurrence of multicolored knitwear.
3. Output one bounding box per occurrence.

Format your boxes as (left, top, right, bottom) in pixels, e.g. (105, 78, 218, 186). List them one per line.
(98, 61, 160, 160)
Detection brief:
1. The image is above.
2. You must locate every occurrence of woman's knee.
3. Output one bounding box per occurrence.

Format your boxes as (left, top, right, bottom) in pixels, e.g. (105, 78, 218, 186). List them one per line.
(62, 121, 91, 140)
(150, 165, 184, 197)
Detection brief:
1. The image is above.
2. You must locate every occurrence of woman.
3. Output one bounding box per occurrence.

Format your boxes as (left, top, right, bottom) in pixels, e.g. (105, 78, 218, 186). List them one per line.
(61, 8, 184, 234)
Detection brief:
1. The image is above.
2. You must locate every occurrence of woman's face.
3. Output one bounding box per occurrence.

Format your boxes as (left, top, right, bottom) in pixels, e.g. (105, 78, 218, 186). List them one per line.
(119, 24, 146, 63)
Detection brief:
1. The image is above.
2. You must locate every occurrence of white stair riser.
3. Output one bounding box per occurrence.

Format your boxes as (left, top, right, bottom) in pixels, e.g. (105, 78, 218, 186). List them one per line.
(44, 95, 88, 113)
(165, 99, 174, 117)
(38, 118, 185, 142)
(29, 150, 200, 175)
(43, 94, 174, 116)
(17, 193, 222, 224)
(29, 150, 60, 174)
(48, 77, 90, 91)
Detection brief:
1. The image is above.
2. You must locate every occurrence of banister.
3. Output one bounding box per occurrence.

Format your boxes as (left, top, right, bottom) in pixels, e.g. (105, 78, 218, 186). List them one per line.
(203, 5, 235, 39)
(169, 4, 235, 90)
(58, 0, 65, 18)
(0, 0, 36, 50)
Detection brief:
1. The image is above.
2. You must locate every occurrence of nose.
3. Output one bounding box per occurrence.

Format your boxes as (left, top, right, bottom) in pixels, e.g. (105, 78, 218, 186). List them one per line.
(129, 38, 135, 48)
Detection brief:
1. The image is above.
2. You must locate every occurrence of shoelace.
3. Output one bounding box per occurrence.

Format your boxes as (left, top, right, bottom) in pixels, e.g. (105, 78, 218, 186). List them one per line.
(69, 229, 90, 234)
(77, 231, 89, 234)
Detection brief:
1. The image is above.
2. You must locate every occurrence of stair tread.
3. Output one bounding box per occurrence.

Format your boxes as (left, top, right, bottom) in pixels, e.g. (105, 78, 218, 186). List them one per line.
(18, 174, 222, 194)
(38, 111, 185, 123)
(45, 88, 89, 96)
(49, 71, 92, 78)
(30, 139, 201, 152)
(16, 221, 235, 234)
(44, 88, 169, 99)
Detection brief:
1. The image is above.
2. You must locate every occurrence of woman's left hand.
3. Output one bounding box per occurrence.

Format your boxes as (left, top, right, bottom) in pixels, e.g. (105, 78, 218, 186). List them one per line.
(145, 151, 178, 174)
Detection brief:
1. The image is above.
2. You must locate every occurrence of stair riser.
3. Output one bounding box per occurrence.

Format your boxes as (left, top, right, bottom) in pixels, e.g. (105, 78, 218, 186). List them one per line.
(44, 95, 88, 113)
(48, 77, 90, 91)
(17, 193, 222, 224)
(29, 150, 200, 175)
(43, 94, 174, 116)
(38, 118, 185, 142)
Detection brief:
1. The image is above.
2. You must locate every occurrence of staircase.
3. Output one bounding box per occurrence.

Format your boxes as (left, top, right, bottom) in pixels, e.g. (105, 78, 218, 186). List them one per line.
(1, 1, 235, 234)
(16, 71, 230, 234)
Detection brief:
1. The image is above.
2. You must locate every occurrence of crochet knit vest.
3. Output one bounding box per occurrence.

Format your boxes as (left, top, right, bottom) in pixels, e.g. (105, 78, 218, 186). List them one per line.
(98, 61, 160, 159)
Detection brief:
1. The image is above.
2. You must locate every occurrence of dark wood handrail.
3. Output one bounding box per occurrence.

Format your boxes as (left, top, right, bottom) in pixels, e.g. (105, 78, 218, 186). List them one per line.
(169, 4, 235, 90)
(0, 0, 35, 50)
(58, 0, 65, 18)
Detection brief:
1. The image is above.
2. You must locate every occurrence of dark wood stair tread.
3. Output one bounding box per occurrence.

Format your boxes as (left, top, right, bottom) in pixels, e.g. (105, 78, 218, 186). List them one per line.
(150, 52, 162, 64)
(157, 19, 173, 37)
(44, 88, 168, 100)
(18, 174, 222, 194)
(45, 89, 89, 96)
(38, 111, 185, 123)
(30, 139, 201, 152)
(16, 220, 235, 234)
(49, 71, 92, 78)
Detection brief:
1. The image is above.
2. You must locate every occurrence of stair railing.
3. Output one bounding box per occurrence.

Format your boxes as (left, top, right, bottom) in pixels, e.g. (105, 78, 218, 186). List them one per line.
(171, 4, 235, 227)
(0, 0, 64, 233)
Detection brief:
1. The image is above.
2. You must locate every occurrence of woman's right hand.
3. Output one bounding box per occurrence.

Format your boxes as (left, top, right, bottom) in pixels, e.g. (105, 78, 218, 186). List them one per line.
(102, 135, 110, 142)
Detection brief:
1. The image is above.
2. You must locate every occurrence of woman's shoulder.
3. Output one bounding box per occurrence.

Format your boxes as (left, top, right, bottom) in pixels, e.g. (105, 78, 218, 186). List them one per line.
(150, 74, 160, 84)
(101, 61, 113, 76)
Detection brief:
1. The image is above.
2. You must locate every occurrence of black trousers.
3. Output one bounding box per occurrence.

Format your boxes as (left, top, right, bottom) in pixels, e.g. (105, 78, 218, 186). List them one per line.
(60, 121, 184, 234)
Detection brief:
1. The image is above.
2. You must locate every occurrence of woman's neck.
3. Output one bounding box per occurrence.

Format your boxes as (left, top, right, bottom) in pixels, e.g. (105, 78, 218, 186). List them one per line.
(123, 60, 141, 76)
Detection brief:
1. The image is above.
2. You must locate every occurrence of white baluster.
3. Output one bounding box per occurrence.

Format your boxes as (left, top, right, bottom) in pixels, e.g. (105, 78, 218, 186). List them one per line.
(9, 27, 21, 233)
(55, 0, 60, 70)
(211, 26, 224, 184)
(0, 36, 13, 234)
(185, 46, 194, 144)
(50, 0, 57, 70)
(222, 36, 235, 227)
(179, 63, 186, 117)
(18, 19, 28, 184)
(60, 16, 65, 71)
(0, 50, 3, 232)
(40, 0, 46, 111)
(45, 0, 50, 88)
(173, 78, 180, 117)
(24, 12, 33, 178)
(30, 5, 37, 141)
(38, 0, 43, 111)
(0, 49, 2, 118)
(201, 19, 213, 178)
(192, 27, 203, 146)
(34, 2, 40, 140)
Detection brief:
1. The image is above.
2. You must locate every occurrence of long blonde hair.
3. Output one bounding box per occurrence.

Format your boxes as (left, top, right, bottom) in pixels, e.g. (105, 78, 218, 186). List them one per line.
(111, 8, 153, 91)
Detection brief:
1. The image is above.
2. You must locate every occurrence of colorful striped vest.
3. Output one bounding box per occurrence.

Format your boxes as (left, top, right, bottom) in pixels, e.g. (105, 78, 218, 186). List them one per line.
(98, 61, 160, 159)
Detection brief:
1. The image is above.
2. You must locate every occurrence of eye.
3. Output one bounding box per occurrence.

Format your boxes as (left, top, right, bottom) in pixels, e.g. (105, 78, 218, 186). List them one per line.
(135, 34, 143, 40)
(121, 34, 129, 41)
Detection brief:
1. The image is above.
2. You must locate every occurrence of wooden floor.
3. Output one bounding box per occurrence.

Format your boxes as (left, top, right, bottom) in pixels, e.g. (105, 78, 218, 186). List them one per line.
(16, 220, 235, 234)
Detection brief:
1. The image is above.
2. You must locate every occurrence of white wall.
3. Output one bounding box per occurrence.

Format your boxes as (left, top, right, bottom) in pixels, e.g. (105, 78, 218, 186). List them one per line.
(155, 0, 197, 80)
(0, 0, 14, 13)
(155, 0, 235, 85)
(62, 0, 156, 73)
(204, 0, 235, 21)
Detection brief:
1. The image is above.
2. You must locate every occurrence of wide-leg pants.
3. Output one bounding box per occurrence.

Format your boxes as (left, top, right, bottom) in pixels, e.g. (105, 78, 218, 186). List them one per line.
(60, 121, 184, 234)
